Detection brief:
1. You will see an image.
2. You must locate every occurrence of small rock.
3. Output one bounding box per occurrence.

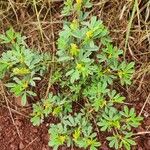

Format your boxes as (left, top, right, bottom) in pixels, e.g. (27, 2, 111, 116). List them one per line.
(0, 126, 2, 131)
(9, 137, 14, 143)
(25, 139, 30, 143)
(15, 120, 22, 127)
(138, 103, 143, 108)
(19, 142, 25, 149)
(13, 131, 16, 136)
(144, 112, 149, 118)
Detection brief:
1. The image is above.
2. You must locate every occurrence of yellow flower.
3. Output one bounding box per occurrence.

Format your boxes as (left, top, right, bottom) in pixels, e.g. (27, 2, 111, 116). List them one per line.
(23, 81, 28, 89)
(103, 68, 111, 74)
(70, 19, 79, 30)
(86, 30, 93, 38)
(52, 106, 61, 116)
(112, 121, 120, 129)
(44, 101, 52, 109)
(107, 68, 111, 72)
(59, 135, 66, 144)
(100, 100, 107, 108)
(118, 71, 123, 78)
(87, 139, 94, 146)
(13, 67, 30, 75)
(71, 43, 78, 50)
(73, 128, 81, 141)
(76, 63, 83, 70)
(70, 43, 79, 56)
(76, 0, 82, 5)
(108, 54, 112, 58)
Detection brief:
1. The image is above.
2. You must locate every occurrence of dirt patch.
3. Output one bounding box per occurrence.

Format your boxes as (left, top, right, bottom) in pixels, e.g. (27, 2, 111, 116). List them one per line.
(0, 100, 150, 150)
(0, 107, 51, 150)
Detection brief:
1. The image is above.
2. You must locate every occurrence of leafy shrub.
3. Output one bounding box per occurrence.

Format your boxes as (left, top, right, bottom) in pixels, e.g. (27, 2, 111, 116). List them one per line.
(0, 28, 50, 105)
(30, 0, 143, 150)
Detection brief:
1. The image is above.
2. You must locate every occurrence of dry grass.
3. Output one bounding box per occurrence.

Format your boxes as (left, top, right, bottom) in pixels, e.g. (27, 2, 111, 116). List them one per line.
(0, 0, 150, 148)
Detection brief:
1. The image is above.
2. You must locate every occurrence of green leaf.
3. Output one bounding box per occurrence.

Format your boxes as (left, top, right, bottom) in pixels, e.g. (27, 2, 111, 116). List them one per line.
(0, 34, 10, 43)
(30, 116, 41, 126)
(70, 70, 80, 83)
(58, 56, 71, 62)
(27, 91, 37, 96)
(21, 92, 27, 106)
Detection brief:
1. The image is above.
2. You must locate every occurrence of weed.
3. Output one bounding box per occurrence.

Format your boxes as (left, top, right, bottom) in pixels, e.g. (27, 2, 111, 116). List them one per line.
(0, 28, 50, 105)
(49, 113, 100, 150)
(31, 0, 143, 150)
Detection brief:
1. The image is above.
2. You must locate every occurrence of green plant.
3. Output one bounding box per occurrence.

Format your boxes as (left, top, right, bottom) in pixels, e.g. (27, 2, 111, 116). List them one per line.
(96, 106, 142, 150)
(30, 0, 143, 150)
(0, 0, 141, 149)
(31, 93, 72, 126)
(107, 132, 136, 150)
(49, 113, 100, 150)
(0, 28, 50, 105)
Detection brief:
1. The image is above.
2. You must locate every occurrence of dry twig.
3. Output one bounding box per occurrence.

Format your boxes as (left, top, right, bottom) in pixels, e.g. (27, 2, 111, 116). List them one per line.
(0, 81, 22, 139)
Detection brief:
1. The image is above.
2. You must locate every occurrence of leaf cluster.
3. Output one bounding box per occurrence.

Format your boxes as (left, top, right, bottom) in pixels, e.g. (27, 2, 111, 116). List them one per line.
(30, 1, 142, 150)
(0, 28, 50, 105)
(49, 113, 100, 150)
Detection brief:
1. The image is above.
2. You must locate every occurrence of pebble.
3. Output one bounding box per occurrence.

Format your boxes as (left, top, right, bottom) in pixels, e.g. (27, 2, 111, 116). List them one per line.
(19, 142, 25, 149)
(144, 112, 149, 118)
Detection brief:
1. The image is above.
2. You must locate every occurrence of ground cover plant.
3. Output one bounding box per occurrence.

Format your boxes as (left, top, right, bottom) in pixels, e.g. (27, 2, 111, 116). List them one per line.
(31, 0, 142, 149)
(0, 0, 149, 150)
(0, 28, 50, 105)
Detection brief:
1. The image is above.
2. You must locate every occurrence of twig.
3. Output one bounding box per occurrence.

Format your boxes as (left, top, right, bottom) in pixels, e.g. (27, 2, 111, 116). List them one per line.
(124, 0, 138, 59)
(2, 105, 29, 118)
(24, 137, 38, 150)
(133, 131, 150, 136)
(8, 0, 19, 23)
(33, 0, 46, 51)
(0, 81, 22, 139)
(45, 2, 56, 98)
(139, 93, 150, 116)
